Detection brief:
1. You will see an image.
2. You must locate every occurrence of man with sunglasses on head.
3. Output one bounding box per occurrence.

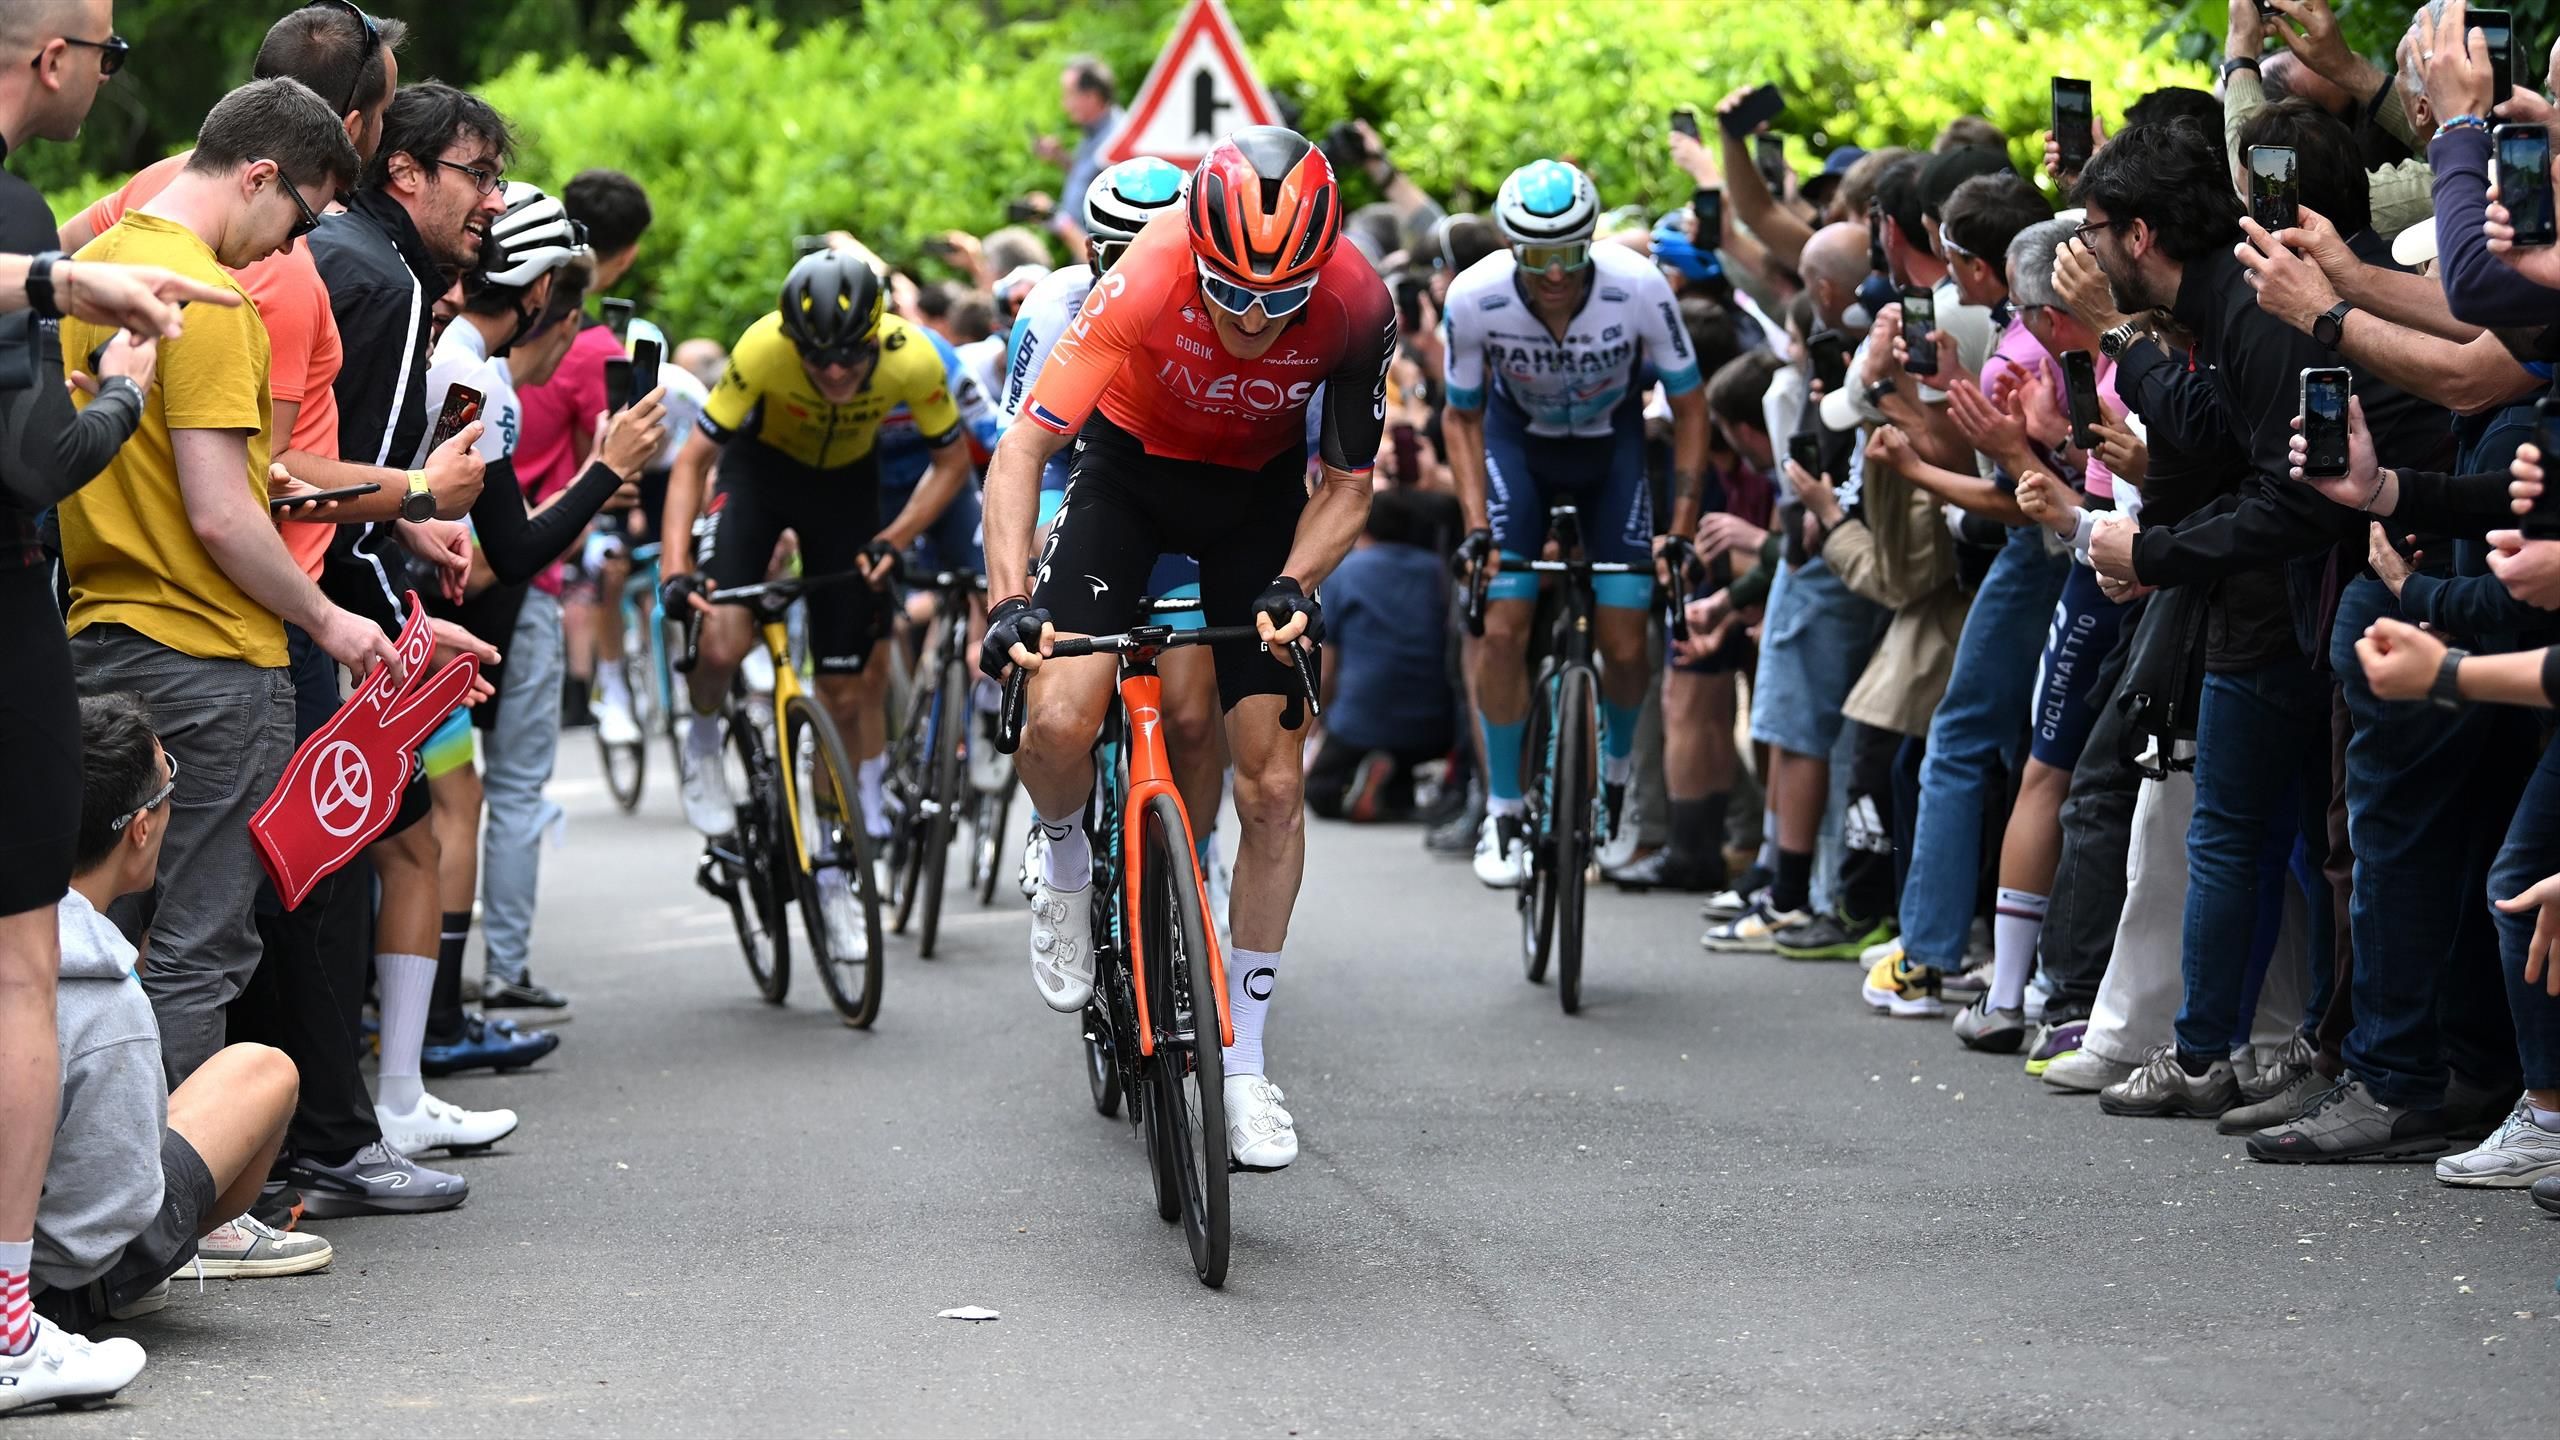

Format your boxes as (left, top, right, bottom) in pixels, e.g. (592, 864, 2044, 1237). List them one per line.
(659, 248, 972, 948)
(1439, 158, 1710, 891)
(980, 126, 1398, 1173)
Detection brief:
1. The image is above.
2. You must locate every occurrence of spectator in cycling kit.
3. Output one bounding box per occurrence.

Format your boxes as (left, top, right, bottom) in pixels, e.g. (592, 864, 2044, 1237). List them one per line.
(1440, 158, 1709, 892)
(981, 126, 1397, 1175)
(661, 250, 972, 875)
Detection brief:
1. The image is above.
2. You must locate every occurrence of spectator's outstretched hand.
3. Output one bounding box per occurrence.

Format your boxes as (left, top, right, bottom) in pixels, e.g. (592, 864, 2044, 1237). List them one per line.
(2494, 869, 2560, 997)
(1944, 379, 2023, 455)
(427, 617, 501, 708)
(1783, 455, 1841, 525)
(68, 332, 155, 398)
(2482, 183, 2560, 287)
(1864, 422, 1917, 476)
(2276, 202, 2358, 287)
(1861, 304, 1903, 388)
(2511, 440, 2550, 517)
(2091, 415, 2149, 485)
(2366, 521, 2419, 596)
(2270, 0, 2356, 85)
(2416, 0, 2495, 123)
(1695, 511, 1769, 564)
(2352, 615, 2441, 699)
(61, 260, 240, 344)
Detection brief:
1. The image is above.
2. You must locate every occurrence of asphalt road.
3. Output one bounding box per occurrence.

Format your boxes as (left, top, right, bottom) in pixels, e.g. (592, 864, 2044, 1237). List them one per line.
(51, 743, 2559, 1438)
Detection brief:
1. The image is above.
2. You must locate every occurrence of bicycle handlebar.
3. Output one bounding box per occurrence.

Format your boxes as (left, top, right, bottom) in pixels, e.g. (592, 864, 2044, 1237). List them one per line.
(668, 568, 888, 675)
(994, 622, 1321, 756)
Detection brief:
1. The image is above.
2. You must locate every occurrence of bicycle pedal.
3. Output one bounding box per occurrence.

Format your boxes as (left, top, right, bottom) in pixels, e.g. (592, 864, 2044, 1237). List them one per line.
(694, 853, 739, 903)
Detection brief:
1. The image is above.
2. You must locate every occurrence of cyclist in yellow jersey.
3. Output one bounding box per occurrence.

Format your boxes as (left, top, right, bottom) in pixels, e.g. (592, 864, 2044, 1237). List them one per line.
(661, 251, 972, 844)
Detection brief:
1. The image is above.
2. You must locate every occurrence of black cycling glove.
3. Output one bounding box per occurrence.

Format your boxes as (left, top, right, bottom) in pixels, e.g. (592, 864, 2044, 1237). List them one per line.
(1454, 526, 1494, 576)
(659, 572, 707, 613)
(981, 596, 1052, 679)
(861, 538, 905, 586)
(1255, 575, 1323, 649)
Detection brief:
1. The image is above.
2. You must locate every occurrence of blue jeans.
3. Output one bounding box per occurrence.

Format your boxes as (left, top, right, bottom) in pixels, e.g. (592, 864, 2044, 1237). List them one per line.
(1896, 527, 2067, 969)
(2331, 577, 2531, 1105)
(482, 590, 565, 984)
(2174, 656, 2330, 1062)
(2489, 736, 2560, 1091)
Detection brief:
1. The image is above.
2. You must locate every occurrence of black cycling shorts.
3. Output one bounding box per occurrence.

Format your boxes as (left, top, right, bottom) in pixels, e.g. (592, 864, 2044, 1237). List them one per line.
(1033, 411, 1309, 712)
(699, 438, 894, 675)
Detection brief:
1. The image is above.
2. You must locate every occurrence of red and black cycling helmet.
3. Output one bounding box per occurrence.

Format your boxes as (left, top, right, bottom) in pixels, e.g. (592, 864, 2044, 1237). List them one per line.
(1187, 125, 1340, 290)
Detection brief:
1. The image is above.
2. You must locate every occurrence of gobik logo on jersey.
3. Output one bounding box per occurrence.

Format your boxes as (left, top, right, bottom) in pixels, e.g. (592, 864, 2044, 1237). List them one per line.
(251, 595, 481, 910)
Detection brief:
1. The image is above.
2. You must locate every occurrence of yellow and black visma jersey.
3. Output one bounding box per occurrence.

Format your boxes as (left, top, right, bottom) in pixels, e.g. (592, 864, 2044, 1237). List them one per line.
(698, 311, 959, 470)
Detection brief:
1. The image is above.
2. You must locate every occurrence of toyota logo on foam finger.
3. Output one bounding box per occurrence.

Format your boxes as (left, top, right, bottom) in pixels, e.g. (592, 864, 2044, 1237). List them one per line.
(250, 594, 484, 910)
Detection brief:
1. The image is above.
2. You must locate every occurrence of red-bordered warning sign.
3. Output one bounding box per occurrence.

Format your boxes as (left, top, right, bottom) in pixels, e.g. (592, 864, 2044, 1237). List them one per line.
(1100, 0, 1280, 167)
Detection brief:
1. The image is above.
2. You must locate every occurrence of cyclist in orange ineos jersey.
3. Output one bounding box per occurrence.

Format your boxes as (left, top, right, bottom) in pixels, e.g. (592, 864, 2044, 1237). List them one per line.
(981, 127, 1395, 1172)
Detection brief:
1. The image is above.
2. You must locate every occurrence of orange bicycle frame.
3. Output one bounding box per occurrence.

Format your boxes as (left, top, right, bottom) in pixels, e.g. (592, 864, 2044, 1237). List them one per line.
(1117, 670, 1232, 1056)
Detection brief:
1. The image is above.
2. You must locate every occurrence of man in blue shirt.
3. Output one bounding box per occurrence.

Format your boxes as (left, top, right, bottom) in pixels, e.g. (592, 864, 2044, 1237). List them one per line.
(1308, 488, 1459, 823)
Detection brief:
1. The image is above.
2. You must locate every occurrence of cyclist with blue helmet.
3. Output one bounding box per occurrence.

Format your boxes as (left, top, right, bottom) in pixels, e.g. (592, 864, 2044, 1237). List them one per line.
(1444, 159, 1711, 888)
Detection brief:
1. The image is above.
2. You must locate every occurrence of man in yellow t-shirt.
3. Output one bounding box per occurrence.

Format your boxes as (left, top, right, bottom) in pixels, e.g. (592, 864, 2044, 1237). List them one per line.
(60, 77, 385, 1084)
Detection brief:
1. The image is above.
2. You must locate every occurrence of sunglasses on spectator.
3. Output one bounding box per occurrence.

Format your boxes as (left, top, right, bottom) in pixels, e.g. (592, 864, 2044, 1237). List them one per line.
(313, 0, 378, 118)
(1195, 260, 1317, 319)
(43, 32, 129, 77)
(1938, 231, 1981, 264)
(266, 164, 323, 242)
(110, 754, 177, 833)
(1512, 240, 1593, 274)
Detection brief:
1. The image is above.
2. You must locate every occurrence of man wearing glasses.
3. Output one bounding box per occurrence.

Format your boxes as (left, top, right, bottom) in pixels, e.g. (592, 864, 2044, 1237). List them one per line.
(1439, 158, 1709, 893)
(979, 126, 1399, 1172)
(58, 78, 377, 1089)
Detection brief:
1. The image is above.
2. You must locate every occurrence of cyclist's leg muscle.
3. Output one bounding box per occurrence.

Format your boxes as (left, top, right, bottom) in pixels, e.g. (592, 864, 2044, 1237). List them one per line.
(1222, 693, 1306, 954)
(1017, 655, 1119, 821)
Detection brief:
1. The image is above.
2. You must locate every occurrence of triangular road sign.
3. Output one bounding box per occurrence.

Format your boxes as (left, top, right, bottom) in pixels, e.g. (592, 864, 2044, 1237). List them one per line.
(1100, 0, 1280, 167)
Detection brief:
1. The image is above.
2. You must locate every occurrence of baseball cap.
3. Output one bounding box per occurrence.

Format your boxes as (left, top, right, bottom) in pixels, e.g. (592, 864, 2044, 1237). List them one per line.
(1800, 145, 1869, 202)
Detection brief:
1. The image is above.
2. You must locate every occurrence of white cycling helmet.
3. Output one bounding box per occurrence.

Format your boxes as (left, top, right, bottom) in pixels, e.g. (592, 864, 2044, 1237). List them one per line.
(1083, 157, 1187, 244)
(478, 181, 589, 288)
(1493, 158, 1600, 246)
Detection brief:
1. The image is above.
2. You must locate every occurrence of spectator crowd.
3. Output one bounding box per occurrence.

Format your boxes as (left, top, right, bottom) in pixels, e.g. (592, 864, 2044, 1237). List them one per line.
(8, 0, 2560, 1415)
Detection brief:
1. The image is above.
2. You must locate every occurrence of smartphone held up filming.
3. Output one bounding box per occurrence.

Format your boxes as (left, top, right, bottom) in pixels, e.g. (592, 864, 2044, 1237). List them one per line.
(1899, 288, 1937, 378)
(2498, 123, 2556, 247)
(2247, 145, 2299, 233)
(2299, 367, 2352, 480)
(2051, 78, 2093, 172)
(2062, 350, 2102, 452)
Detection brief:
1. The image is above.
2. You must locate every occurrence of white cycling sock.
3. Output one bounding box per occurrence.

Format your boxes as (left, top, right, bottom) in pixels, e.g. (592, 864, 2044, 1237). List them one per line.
(1223, 947, 1276, 1076)
(684, 710, 722, 758)
(595, 663, 631, 710)
(858, 754, 888, 836)
(375, 952, 438, 1113)
(1485, 795, 1525, 820)
(1989, 888, 2049, 1013)
(1037, 800, 1089, 889)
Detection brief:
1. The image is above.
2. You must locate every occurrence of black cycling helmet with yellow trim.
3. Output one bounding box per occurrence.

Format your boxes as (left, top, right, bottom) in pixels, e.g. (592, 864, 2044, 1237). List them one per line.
(778, 248, 883, 366)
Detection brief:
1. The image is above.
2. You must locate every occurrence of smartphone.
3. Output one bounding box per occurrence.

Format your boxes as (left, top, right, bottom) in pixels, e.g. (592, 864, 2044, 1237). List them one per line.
(1900, 287, 1938, 377)
(793, 234, 829, 259)
(1669, 106, 1700, 141)
(1755, 134, 1786, 194)
(2061, 350, 2102, 451)
(1719, 83, 1784, 139)
(1692, 187, 1724, 243)
(2052, 78, 2094, 172)
(2498, 123, 2556, 246)
(2247, 144, 2299, 232)
(603, 357, 635, 414)
(430, 382, 484, 450)
(1393, 274, 1425, 333)
(1786, 429, 1824, 481)
(269, 481, 380, 514)
(630, 337, 662, 404)
(2476, 8, 2515, 110)
(2532, 395, 2560, 539)
(1391, 421, 1424, 486)
(2299, 367, 2352, 479)
(601, 297, 635, 344)
(1808, 328, 1849, 394)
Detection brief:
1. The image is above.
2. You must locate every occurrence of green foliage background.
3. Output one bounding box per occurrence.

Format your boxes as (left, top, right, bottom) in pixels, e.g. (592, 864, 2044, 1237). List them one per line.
(33, 0, 2537, 341)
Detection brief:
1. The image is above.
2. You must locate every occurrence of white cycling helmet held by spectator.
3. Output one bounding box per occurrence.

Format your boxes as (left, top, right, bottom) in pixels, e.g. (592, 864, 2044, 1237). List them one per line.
(477, 181, 589, 289)
(1493, 158, 1599, 271)
(1083, 156, 1187, 271)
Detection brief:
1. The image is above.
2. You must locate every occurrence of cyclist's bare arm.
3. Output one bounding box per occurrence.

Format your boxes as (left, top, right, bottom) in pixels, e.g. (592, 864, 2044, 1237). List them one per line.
(661, 426, 721, 578)
(1665, 385, 1711, 538)
(985, 419, 1074, 605)
(1442, 404, 1491, 537)
(1277, 461, 1376, 596)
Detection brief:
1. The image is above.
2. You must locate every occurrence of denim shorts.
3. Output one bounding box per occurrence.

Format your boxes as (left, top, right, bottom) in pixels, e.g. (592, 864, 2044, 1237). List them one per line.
(1748, 557, 1885, 759)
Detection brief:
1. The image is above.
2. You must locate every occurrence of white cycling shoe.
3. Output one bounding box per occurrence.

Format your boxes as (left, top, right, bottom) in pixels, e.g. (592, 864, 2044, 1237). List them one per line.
(1028, 877, 1095, 1012)
(376, 1091, 518, 1155)
(679, 740, 734, 836)
(1224, 1073, 1298, 1171)
(0, 1317, 146, 1415)
(594, 697, 642, 747)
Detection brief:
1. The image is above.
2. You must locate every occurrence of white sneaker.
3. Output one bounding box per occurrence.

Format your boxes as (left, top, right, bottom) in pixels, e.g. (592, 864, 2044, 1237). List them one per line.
(1472, 812, 1528, 889)
(1860, 935, 1903, 969)
(1028, 877, 1095, 1012)
(376, 1091, 518, 1154)
(0, 1317, 145, 1415)
(2040, 1046, 2138, 1094)
(195, 1213, 334, 1278)
(816, 865, 870, 959)
(594, 698, 642, 746)
(967, 713, 1012, 794)
(679, 740, 735, 836)
(2435, 1099, 2560, 1187)
(1225, 1073, 1298, 1171)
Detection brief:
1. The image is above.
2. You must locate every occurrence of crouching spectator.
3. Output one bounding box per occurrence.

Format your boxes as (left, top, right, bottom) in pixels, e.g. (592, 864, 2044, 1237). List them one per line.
(1307, 487, 1458, 822)
(33, 696, 328, 1337)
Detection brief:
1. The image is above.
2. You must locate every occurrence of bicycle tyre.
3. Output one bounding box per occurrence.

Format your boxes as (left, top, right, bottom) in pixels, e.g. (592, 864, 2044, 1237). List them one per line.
(784, 695, 884, 1029)
(1139, 792, 1228, 1287)
(1520, 662, 1560, 985)
(917, 652, 967, 957)
(972, 785, 1013, 906)
(886, 670, 933, 937)
(1554, 664, 1595, 1016)
(726, 715, 790, 1003)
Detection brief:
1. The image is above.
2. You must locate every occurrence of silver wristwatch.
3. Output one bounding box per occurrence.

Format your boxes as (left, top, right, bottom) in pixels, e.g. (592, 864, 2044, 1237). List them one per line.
(2098, 320, 2143, 358)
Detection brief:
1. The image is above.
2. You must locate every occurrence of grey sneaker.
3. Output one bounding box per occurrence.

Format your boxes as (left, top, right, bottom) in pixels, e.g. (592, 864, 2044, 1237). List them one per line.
(194, 1213, 334, 1278)
(2246, 1075, 2449, 1163)
(283, 1140, 469, 1218)
(1951, 997, 2026, 1054)
(2434, 1099, 2560, 1187)
(2216, 1063, 2331, 1135)
(1941, 962, 1992, 1003)
(2040, 1046, 2137, 1094)
(2099, 1049, 2240, 1118)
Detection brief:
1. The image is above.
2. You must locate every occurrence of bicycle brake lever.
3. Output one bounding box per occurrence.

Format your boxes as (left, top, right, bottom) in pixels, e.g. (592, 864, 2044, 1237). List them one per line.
(1281, 641, 1320, 731)
(673, 610, 703, 675)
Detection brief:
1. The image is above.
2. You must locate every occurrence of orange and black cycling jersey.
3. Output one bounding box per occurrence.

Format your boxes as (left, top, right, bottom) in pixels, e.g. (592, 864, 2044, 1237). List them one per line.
(698, 310, 959, 471)
(1018, 213, 1397, 472)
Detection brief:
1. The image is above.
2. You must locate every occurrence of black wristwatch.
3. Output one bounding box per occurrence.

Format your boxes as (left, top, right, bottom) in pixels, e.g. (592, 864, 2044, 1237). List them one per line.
(2430, 646, 2469, 709)
(2313, 300, 2355, 348)
(1862, 378, 1895, 409)
(24, 251, 64, 321)
(2220, 55, 2262, 84)
(2098, 320, 2143, 358)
